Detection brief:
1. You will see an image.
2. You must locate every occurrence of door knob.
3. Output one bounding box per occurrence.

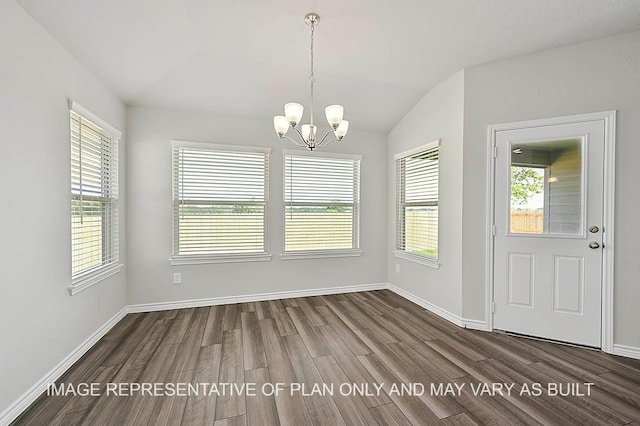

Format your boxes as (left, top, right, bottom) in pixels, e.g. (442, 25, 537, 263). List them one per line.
(588, 241, 600, 249)
(589, 225, 599, 233)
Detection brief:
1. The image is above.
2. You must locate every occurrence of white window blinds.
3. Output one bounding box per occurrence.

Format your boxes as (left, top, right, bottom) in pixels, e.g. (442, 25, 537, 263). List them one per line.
(172, 142, 269, 259)
(396, 142, 439, 260)
(71, 109, 119, 280)
(284, 152, 360, 252)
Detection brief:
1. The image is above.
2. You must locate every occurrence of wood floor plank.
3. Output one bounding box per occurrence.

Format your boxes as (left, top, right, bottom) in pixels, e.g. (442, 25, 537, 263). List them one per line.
(493, 354, 632, 425)
(313, 355, 379, 425)
(482, 357, 610, 426)
(46, 365, 120, 426)
(391, 307, 452, 342)
(452, 375, 538, 426)
(16, 290, 640, 426)
(181, 344, 223, 425)
(273, 310, 298, 337)
(80, 318, 172, 425)
(368, 313, 467, 379)
(534, 361, 640, 422)
(314, 324, 390, 407)
(245, 368, 279, 426)
(215, 329, 246, 420)
(315, 305, 372, 356)
(442, 413, 480, 426)
(353, 295, 390, 317)
(365, 290, 404, 309)
(286, 306, 316, 331)
(254, 300, 273, 320)
(283, 334, 345, 426)
(202, 305, 225, 346)
(357, 353, 441, 425)
(355, 328, 462, 419)
(516, 337, 610, 374)
(258, 319, 297, 383)
(13, 338, 123, 425)
(170, 307, 208, 373)
(324, 299, 366, 331)
(122, 342, 181, 424)
(286, 307, 331, 358)
(214, 414, 247, 426)
(162, 308, 195, 345)
(369, 403, 412, 426)
(273, 389, 313, 426)
(100, 311, 164, 366)
(223, 304, 242, 331)
(241, 312, 267, 370)
(294, 297, 326, 327)
(241, 302, 256, 312)
(149, 369, 194, 426)
(102, 312, 142, 341)
(390, 342, 499, 423)
(472, 358, 577, 425)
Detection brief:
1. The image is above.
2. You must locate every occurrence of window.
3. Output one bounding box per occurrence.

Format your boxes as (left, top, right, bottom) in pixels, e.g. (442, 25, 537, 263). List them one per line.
(171, 141, 270, 264)
(70, 102, 121, 294)
(283, 151, 361, 258)
(395, 140, 439, 267)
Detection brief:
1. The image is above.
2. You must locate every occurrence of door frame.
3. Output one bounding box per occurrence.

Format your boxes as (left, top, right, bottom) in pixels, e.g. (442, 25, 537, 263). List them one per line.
(485, 111, 616, 352)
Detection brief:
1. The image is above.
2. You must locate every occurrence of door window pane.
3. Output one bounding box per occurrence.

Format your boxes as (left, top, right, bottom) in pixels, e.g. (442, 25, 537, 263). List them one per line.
(510, 140, 583, 236)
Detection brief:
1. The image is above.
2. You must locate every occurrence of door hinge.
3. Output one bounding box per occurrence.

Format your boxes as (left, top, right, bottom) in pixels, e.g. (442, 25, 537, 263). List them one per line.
(492, 145, 497, 158)
(491, 225, 496, 236)
(491, 302, 496, 314)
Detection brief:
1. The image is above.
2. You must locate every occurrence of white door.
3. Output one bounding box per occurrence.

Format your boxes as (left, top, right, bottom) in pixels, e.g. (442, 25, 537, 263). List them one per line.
(493, 119, 605, 347)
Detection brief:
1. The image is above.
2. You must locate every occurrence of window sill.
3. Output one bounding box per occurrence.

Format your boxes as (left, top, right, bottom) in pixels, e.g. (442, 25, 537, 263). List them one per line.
(280, 250, 362, 260)
(394, 250, 440, 269)
(69, 263, 123, 295)
(170, 254, 272, 265)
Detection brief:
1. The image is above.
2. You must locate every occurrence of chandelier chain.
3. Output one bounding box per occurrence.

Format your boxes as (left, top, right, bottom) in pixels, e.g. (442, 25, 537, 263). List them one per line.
(309, 20, 315, 126)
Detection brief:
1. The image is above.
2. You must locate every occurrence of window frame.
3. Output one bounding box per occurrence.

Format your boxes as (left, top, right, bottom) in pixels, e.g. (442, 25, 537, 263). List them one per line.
(69, 100, 122, 295)
(170, 140, 271, 265)
(394, 139, 440, 268)
(281, 149, 362, 260)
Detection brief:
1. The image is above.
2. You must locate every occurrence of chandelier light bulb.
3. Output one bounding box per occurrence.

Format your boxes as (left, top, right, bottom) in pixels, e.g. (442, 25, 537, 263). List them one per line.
(301, 124, 317, 143)
(325, 105, 344, 129)
(274, 116, 290, 137)
(284, 103, 304, 127)
(334, 120, 349, 140)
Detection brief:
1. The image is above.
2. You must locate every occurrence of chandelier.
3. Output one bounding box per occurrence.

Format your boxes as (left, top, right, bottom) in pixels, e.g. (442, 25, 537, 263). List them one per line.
(273, 13, 349, 151)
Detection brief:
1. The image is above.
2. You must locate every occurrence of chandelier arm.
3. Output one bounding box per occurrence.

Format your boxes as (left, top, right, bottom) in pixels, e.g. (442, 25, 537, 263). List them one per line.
(291, 126, 310, 144)
(281, 134, 310, 149)
(315, 135, 340, 149)
(316, 139, 339, 149)
(316, 128, 335, 146)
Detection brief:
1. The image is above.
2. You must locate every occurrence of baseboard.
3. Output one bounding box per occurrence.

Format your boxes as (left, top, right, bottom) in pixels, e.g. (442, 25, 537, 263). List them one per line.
(461, 318, 490, 331)
(0, 307, 128, 426)
(611, 343, 640, 360)
(387, 283, 464, 327)
(127, 282, 389, 313)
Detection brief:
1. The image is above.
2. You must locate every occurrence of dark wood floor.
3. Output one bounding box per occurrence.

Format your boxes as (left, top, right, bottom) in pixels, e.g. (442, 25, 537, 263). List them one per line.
(14, 290, 640, 425)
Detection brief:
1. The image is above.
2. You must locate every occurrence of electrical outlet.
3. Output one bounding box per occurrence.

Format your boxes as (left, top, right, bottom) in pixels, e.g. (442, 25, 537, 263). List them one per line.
(173, 272, 182, 284)
(395, 264, 400, 273)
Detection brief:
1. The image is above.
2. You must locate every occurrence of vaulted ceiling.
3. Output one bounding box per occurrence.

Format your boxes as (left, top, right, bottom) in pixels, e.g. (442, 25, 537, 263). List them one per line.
(17, 0, 640, 132)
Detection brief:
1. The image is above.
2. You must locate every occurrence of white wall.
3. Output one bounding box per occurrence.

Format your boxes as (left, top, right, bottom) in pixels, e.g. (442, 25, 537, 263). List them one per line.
(126, 106, 387, 305)
(462, 31, 640, 348)
(387, 71, 465, 317)
(0, 0, 126, 414)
